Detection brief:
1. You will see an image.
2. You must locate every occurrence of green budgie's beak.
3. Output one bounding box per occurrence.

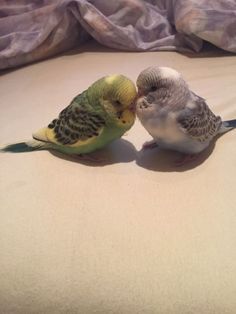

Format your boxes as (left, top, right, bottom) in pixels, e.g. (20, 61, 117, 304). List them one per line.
(129, 95, 138, 113)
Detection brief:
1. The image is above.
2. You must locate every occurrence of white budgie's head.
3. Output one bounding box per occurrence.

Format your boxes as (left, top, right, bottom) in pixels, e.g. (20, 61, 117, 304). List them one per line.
(136, 66, 190, 116)
(136, 66, 181, 97)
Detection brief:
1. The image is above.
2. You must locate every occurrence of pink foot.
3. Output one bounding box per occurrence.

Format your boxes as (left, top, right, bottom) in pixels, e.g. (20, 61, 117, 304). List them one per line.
(175, 154, 199, 167)
(142, 141, 158, 150)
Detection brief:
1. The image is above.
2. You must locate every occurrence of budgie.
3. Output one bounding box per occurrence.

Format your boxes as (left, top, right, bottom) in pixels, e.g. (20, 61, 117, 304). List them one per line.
(136, 66, 236, 164)
(1, 75, 137, 158)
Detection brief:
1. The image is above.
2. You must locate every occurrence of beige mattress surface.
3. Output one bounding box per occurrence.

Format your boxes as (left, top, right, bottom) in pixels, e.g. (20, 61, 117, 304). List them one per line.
(0, 43, 236, 313)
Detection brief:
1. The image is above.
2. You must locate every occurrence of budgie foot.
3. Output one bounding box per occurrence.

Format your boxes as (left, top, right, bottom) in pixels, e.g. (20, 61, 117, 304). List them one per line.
(175, 153, 199, 167)
(76, 154, 106, 163)
(142, 140, 158, 150)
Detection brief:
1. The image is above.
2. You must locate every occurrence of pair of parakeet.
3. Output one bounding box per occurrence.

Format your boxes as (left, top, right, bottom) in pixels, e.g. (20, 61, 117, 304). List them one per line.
(2, 67, 236, 164)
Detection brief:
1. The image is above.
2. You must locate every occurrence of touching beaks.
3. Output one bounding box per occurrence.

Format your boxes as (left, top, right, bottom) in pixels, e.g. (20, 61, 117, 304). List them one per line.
(129, 101, 137, 113)
(129, 94, 139, 112)
(137, 88, 144, 97)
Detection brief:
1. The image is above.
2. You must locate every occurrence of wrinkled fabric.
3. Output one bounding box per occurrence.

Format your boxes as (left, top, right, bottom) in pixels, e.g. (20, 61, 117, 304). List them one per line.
(0, 0, 235, 70)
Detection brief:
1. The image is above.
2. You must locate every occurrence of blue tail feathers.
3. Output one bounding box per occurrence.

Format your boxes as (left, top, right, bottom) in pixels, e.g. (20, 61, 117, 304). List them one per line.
(223, 119, 236, 128)
(0, 142, 38, 153)
(0, 139, 50, 153)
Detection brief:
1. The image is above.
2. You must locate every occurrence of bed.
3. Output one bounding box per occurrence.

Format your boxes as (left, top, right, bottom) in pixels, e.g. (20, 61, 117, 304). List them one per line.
(0, 1, 236, 313)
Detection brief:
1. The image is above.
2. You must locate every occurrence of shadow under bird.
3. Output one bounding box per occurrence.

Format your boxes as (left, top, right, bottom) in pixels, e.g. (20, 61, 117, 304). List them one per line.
(1, 75, 137, 159)
(136, 66, 236, 165)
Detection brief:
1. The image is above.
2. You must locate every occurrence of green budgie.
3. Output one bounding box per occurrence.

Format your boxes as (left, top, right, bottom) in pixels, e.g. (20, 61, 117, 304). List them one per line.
(1, 75, 137, 156)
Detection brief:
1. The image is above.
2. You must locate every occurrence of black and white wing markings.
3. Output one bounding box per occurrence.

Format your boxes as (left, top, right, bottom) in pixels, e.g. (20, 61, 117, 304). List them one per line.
(48, 104, 106, 145)
(178, 95, 222, 142)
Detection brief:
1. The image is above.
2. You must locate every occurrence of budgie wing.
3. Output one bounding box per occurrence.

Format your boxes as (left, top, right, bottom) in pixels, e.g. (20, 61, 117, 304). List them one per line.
(34, 95, 106, 146)
(177, 93, 222, 142)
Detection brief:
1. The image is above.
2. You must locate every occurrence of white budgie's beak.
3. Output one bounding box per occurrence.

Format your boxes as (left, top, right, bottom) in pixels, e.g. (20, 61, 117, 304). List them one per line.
(137, 88, 144, 97)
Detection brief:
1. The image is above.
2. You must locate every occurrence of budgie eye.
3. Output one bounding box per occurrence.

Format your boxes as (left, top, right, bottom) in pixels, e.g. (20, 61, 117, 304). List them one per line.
(114, 100, 122, 107)
(150, 86, 157, 92)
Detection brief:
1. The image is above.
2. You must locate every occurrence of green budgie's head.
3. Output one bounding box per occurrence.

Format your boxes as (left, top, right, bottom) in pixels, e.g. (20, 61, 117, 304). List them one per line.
(88, 74, 137, 115)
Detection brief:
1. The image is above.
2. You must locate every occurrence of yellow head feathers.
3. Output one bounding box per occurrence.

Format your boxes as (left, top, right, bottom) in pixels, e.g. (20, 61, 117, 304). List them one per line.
(89, 74, 137, 111)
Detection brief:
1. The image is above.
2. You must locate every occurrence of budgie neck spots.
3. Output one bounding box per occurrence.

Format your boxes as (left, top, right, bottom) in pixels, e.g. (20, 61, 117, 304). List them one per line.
(116, 109, 135, 128)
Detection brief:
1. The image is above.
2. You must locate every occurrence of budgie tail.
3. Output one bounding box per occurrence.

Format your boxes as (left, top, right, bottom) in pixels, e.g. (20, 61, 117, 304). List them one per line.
(0, 140, 51, 153)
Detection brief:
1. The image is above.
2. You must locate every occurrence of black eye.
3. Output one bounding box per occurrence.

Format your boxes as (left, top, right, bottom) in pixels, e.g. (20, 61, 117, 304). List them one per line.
(150, 86, 157, 92)
(115, 100, 122, 106)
